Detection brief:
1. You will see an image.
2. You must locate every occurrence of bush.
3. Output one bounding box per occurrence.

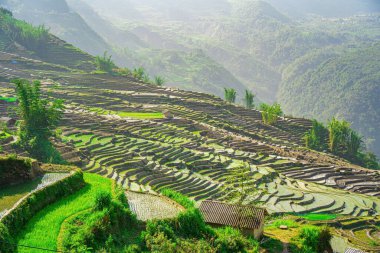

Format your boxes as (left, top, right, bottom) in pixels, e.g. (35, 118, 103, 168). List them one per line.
(260, 103, 283, 125)
(214, 227, 259, 253)
(290, 225, 332, 253)
(94, 52, 116, 74)
(0, 155, 33, 186)
(94, 191, 112, 211)
(0, 223, 15, 252)
(304, 120, 328, 151)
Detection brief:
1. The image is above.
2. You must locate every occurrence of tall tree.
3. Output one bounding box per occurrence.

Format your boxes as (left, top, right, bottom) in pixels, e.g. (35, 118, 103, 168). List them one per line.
(243, 90, 255, 109)
(14, 79, 64, 162)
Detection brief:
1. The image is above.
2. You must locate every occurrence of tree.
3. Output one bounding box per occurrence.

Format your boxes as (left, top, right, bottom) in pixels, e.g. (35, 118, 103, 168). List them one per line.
(13, 79, 64, 162)
(304, 120, 328, 151)
(260, 103, 283, 125)
(95, 51, 116, 73)
(224, 88, 237, 103)
(243, 90, 255, 109)
(154, 76, 165, 86)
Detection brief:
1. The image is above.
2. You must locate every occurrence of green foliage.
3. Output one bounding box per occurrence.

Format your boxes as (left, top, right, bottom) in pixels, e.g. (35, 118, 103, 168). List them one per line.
(224, 88, 237, 103)
(0, 223, 15, 252)
(214, 226, 259, 253)
(13, 79, 64, 163)
(0, 155, 32, 186)
(61, 181, 136, 252)
(94, 191, 112, 211)
(304, 120, 328, 151)
(132, 67, 150, 83)
(0, 170, 84, 251)
(304, 117, 379, 169)
(260, 103, 283, 125)
(297, 213, 337, 221)
(290, 225, 332, 253)
(0, 8, 50, 52)
(94, 51, 116, 74)
(0, 96, 17, 103)
(154, 76, 165, 86)
(161, 189, 195, 209)
(243, 90, 255, 109)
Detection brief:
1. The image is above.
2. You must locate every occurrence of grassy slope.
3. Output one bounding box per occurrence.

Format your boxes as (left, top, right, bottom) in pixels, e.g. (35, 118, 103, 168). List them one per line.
(16, 173, 111, 253)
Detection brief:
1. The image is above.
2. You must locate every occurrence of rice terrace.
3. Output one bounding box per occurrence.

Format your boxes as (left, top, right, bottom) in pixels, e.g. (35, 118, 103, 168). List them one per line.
(0, 1, 379, 253)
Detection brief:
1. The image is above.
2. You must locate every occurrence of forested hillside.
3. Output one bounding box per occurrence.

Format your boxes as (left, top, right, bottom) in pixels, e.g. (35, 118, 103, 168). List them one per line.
(279, 43, 380, 156)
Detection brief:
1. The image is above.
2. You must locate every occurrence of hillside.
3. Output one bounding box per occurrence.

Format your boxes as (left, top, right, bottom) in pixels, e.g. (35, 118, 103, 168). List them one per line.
(0, 7, 379, 252)
(278, 43, 380, 156)
(0, 0, 110, 56)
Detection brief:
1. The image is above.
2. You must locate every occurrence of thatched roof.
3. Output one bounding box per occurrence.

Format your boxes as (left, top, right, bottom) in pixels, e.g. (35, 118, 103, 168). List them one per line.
(199, 200, 266, 229)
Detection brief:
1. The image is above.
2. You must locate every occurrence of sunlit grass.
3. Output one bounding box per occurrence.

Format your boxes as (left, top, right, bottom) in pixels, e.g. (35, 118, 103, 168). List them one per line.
(117, 111, 164, 119)
(0, 96, 17, 103)
(16, 173, 111, 253)
(297, 213, 337, 221)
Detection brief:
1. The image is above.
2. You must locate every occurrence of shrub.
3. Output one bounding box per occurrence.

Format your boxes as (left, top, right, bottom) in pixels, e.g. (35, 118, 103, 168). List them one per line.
(290, 225, 332, 253)
(95, 52, 116, 73)
(214, 226, 259, 253)
(154, 76, 165, 86)
(304, 120, 328, 151)
(94, 191, 112, 211)
(224, 88, 237, 103)
(0, 223, 15, 252)
(244, 90, 255, 109)
(260, 103, 283, 125)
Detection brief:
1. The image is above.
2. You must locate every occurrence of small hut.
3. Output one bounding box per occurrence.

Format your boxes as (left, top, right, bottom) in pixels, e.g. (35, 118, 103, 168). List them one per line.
(199, 200, 267, 239)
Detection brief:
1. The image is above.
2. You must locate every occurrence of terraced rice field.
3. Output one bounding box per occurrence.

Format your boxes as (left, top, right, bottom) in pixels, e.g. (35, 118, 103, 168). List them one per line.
(0, 50, 379, 250)
(126, 191, 184, 221)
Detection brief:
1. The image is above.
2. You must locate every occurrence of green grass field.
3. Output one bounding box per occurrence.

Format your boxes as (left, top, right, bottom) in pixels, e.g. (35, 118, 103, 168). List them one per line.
(0, 96, 17, 103)
(297, 213, 337, 221)
(16, 173, 111, 253)
(117, 111, 164, 119)
(0, 179, 42, 212)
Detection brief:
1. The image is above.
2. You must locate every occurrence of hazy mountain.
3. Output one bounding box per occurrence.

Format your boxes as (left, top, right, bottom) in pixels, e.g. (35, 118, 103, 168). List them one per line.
(1, 0, 379, 156)
(0, 0, 109, 56)
(266, 0, 380, 18)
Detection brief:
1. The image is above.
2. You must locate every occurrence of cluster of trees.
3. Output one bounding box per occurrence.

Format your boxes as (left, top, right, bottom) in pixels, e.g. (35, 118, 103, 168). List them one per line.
(304, 117, 379, 169)
(94, 52, 165, 86)
(13, 79, 64, 163)
(0, 8, 50, 52)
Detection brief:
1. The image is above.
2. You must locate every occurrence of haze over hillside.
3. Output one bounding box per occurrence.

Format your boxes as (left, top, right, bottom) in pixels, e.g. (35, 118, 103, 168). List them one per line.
(0, 3, 380, 252)
(1, 0, 379, 157)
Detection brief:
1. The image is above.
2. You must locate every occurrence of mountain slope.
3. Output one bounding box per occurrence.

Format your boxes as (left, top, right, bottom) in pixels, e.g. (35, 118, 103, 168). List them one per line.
(0, 0, 109, 56)
(278, 43, 380, 156)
